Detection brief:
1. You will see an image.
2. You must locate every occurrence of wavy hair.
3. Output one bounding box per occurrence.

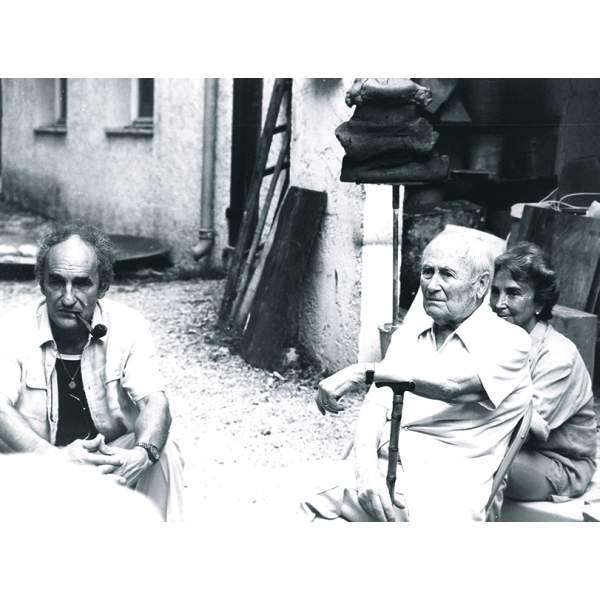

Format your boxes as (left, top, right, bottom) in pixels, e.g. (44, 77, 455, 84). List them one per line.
(424, 230, 496, 291)
(35, 222, 115, 294)
(494, 241, 559, 321)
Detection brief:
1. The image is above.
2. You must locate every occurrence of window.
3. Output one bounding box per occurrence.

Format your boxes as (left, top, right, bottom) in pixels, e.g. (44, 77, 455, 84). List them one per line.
(33, 78, 68, 134)
(55, 78, 67, 125)
(132, 78, 154, 126)
(105, 78, 154, 137)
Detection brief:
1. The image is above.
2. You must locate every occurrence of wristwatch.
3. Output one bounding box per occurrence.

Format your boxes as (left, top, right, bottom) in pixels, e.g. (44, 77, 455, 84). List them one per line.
(365, 366, 375, 385)
(136, 442, 160, 464)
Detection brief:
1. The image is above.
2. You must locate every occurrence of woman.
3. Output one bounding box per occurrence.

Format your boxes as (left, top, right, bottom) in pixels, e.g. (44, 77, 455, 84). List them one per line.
(490, 241, 597, 501)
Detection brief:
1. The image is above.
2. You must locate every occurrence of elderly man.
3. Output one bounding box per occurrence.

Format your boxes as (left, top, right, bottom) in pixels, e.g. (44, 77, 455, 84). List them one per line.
(0, 223, 183, 521)
(302, 231, 532, 522)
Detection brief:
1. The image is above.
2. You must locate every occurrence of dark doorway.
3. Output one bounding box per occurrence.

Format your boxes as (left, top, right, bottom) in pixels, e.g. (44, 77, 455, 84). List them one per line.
(228, 78, 263, 247)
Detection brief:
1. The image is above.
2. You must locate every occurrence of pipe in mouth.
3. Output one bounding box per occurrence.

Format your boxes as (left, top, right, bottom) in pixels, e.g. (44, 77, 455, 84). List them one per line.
(74, 313, 108, 339)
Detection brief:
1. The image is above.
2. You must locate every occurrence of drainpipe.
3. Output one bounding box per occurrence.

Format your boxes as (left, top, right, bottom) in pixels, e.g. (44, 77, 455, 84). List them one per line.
(192, 78, 218, 261)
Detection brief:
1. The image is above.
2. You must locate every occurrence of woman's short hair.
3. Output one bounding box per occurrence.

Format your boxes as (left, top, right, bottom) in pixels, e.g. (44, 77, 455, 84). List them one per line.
(494, 241, 559, 321)
(35, 222, 116, 293)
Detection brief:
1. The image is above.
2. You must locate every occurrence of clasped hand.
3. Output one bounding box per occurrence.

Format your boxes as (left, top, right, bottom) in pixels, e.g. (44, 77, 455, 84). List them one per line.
(64, 434, 150, 486)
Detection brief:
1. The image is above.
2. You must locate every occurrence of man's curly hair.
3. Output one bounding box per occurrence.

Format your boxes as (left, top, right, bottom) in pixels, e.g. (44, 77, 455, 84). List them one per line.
(35, 222, 116, 294)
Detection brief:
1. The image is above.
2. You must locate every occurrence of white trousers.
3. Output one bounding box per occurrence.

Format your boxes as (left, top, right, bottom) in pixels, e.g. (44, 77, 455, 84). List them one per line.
(110, 433, 185, 522)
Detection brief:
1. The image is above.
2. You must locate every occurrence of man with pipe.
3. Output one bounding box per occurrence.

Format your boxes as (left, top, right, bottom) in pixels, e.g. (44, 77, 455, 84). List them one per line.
(302, 231, 532, 521)
(0, 223, 183, 520)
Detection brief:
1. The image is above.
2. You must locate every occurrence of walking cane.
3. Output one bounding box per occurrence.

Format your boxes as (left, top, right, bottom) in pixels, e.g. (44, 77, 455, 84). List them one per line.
(372, 184, 415, 502)
(365, 369, 415, 504)
(375, 379, 415, 502)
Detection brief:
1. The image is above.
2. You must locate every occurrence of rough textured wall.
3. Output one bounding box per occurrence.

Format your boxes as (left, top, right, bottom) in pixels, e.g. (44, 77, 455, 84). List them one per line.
(290, 78, 365, 371)
(2, 79, 66, 219)
(1, 78, 226, 271)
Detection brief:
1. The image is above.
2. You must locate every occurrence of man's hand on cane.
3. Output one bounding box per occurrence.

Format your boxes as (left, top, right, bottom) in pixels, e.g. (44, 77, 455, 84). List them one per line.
(356, 466, 406, 522)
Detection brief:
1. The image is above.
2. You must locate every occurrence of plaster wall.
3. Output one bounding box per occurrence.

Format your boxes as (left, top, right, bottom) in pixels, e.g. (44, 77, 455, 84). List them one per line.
(1, 78, 230, 271)
(290, 78, 366, 371)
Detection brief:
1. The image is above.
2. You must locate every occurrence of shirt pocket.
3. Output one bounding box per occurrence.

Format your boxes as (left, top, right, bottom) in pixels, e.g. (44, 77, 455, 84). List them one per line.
(18, 374, 48, 423)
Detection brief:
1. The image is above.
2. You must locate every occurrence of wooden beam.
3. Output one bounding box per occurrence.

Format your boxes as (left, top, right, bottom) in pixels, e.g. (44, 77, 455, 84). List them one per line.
(239, 186, 326, 370)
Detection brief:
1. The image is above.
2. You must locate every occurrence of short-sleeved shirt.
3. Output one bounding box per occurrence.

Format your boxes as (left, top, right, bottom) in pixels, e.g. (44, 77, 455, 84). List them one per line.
(0, 298, 166, 448)
(369, 302, 532, 521)
(527, 321, 597, 495)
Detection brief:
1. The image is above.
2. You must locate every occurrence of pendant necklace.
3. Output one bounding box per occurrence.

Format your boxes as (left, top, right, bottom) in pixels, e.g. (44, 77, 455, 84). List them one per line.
(58, 357, 81, 390)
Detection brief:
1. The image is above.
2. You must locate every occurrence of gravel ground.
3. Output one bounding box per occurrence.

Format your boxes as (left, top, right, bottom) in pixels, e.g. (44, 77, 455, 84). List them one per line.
(0, 274, 363, 519)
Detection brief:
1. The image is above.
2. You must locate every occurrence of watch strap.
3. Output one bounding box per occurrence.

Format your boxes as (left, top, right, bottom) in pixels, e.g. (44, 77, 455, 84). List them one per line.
(136, 442, 160, 463)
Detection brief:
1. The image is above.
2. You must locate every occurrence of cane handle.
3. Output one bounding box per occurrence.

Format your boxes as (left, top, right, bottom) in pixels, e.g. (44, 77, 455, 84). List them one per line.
(375, 380, 415, 395)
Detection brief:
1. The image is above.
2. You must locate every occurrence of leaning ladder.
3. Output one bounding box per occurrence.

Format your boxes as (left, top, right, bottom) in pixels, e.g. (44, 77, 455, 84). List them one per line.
(219, 78, 292, 329)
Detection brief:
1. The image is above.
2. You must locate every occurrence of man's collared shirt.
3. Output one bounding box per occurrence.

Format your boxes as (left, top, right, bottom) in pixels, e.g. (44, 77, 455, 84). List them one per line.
(370, 302, 532, 521)
(0, 298, 165, 447)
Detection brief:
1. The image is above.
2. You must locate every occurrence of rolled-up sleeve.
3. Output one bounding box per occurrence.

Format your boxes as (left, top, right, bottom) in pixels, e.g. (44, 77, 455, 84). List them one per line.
(0, 354, 21, 406)
(462, 324, 531, 409)
(120, 315, 166, 403)
(0, 320, 23, 406)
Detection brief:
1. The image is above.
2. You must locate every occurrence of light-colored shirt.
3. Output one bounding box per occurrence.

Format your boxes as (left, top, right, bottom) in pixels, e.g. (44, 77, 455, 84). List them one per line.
(0, 298, 165, 448)
(369, 302, 532, 521)
(527, 321, 597, 495)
